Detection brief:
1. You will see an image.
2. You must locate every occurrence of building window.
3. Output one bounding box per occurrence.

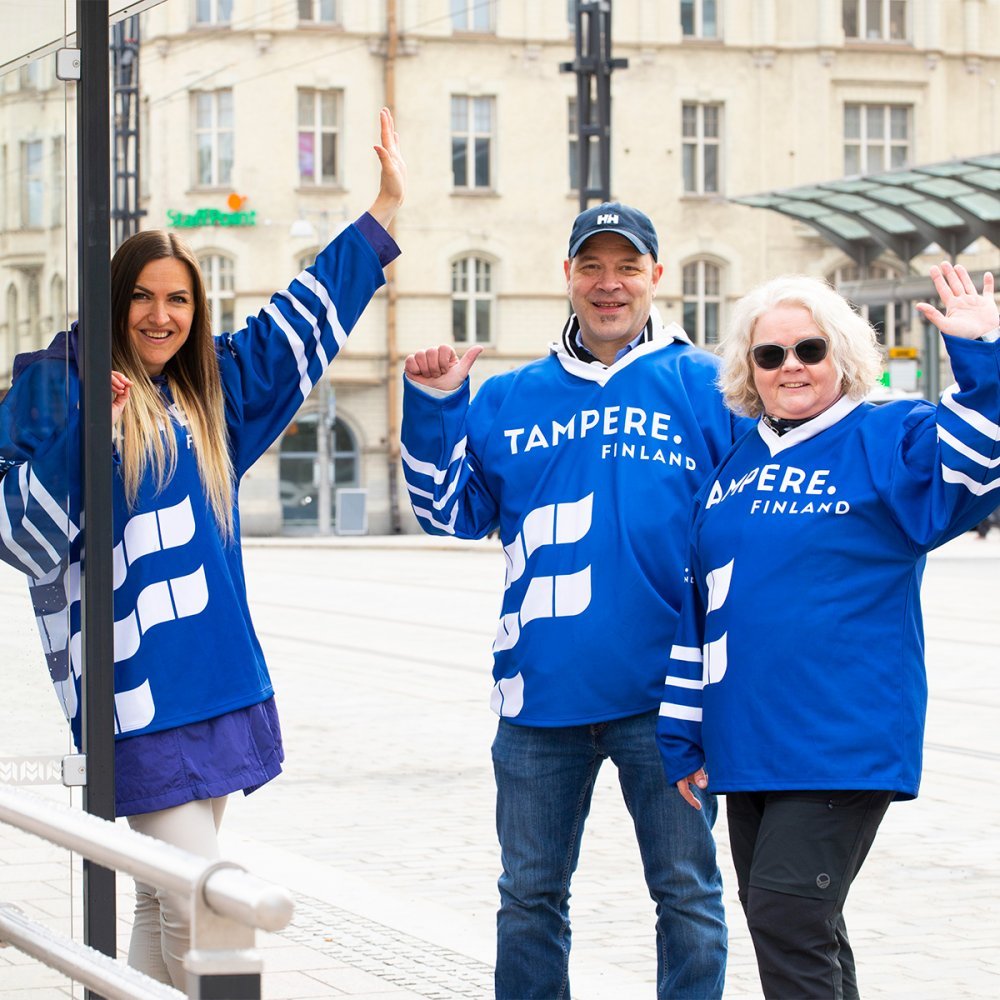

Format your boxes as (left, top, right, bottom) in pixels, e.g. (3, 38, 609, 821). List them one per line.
(831, 263, 903, 346)
(195, 0, 232, 25)
(568, 98, 602, 193)
(194, 90, 233, 187)
(451, 0, 495, 32)
(843, 0, 908, 41)
(451, 96, 494, 190)
(21, 141, 43, 228)
(681, 0, 719, 39)
(25, 270, 40, 346)
(197, 253, 235, 337)
(682, 260, 722, 347)
(298, 0, 337, 22)
(682, 102, 721, 195)
(451, 256, 493, 344)
(6, 285, 17, 358)
(844, 103, 910, 175)
(297, 89, 341, 186)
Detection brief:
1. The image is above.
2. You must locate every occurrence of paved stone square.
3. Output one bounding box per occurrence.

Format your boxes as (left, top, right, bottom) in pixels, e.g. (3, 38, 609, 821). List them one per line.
(1, 533, 998, 998)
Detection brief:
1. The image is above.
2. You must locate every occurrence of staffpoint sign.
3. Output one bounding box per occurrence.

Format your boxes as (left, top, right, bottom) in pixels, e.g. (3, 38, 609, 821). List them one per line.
(167, 193, 255, 229)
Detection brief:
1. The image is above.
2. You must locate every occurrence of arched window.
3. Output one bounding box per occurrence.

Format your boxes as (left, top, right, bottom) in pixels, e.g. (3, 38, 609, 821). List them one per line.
(830, 262, 903, 346)
(197, 252, 235, 336)
(451, 255, 493, 344)
(682, 259, 723, 346)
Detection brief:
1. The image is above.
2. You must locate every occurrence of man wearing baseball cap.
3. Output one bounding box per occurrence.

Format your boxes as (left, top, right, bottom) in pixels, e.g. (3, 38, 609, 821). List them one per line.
(400, 202, 738, 998)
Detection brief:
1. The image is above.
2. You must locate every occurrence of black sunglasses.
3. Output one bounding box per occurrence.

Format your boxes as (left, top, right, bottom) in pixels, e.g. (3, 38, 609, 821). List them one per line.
(750, 337, 829, 371)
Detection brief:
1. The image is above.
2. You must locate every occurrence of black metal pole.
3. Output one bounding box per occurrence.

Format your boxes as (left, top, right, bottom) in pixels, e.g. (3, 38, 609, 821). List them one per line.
(77, 0, 117, 980)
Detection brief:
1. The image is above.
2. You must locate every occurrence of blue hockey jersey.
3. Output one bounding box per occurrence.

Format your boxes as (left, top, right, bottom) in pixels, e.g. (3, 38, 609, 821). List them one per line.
(0, 218, 397, 748)
(401, 310, 743, 725)
(657, 334, 1000, 799)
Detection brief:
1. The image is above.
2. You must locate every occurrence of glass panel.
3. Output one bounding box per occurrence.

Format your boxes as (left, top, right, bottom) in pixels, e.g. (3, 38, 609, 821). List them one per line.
(450, 95, 467, 132)
(866, 105, 884, 138)
(704, 302, 719, 344)
(889, 0, 907, 39)
(450, 0, 464, 29)
(473, 96, 492, 132)
(890, 106, 908, 139)
(704, 1, 718, 36)
(321, 91, 336, 127)
(475, 299, 491, 342)
(703, 144, 718, 192)
(472, 1, 492, 31)
(454, 136, 468, 182)
(279, 455, 318, 525)
(452, 298, 467, 342)
(683, 263, 698, 295)
(681, 0, 695, 36)
(704, 263, 720, 295)
(683, 144, 696, 192)
(297, 89, 312, 125)
(320, 0, 337, 21)
(0, 0, 77, 948)
(474, 136, 490, 187)
(843, 0, 859, 37)
(682, 103, 697, 137)
(321, 133, 337, 183)
(299, 0, 313, 19)
(844, 104, 860, 138)
(452, 258, 467, 293)
(865, 0, 882, 38)
(298, 131, 316, 183)
(334, 456, 356, 483)
(703, 105, 719, 137)
(218, 129, 233, 186)
(683, 300, 697, 334)
(475, 259, 491, 293)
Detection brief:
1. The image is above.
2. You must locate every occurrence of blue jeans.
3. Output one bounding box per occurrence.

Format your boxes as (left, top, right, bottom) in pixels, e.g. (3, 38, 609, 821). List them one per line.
(492, 711, 727, 999)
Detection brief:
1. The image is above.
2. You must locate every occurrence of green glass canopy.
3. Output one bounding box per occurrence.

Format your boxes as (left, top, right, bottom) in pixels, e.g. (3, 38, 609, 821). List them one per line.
(732, 155, 1000, 266)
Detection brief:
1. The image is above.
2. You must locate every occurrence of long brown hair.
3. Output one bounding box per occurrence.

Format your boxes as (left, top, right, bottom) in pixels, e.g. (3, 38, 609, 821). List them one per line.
(110, 230, 234, 538)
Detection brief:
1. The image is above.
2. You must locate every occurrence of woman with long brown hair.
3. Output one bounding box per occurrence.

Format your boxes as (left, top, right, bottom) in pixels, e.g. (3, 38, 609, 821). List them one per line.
(0, 108, 404, 987)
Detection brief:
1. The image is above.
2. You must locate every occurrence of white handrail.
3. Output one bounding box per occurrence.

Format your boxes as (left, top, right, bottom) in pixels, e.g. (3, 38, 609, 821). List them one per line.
(0, 786, 293, 932)
(0, 904, 182, 1000)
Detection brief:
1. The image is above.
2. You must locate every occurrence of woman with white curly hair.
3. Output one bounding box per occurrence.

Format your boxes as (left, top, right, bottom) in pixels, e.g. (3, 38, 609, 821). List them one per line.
(657, 264, 1000, 998)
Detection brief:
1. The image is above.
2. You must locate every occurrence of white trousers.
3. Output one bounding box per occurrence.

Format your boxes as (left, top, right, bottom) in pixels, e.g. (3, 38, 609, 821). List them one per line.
(126, 796, 227, 988)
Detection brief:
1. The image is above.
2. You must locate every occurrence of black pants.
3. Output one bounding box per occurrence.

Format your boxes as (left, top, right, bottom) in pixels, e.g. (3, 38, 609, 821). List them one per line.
(727, 790, 894, 1000)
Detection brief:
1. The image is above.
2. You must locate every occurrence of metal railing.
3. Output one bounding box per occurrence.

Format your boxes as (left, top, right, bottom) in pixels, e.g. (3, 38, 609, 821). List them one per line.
(0, 786, 294, 999)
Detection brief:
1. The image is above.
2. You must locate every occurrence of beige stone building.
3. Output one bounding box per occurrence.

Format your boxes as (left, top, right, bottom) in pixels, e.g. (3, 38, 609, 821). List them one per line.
(3, 0, 1000, 534)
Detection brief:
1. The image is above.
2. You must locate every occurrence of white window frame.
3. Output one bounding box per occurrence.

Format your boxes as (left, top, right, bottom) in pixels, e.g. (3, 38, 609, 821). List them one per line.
(844, 103, 910, 175)
(682, 102, 722, 195)
(193, 89, 234, 188)
(843, 0, 909, 42)
(197, 252, 235, 337)
(681, 0, 721, 40)
(298, 0, 338, 23)
(194, 0, 232, 26)
(451, 95, 495, 191)
(682, 259, 723, 347)
(451, 0, 495, 33)
(451, 255, 494, 345)
(297, 89, 342, 187)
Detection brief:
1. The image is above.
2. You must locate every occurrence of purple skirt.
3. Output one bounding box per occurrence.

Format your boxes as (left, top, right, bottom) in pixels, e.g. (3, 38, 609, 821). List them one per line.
(114, 697, 284, 817)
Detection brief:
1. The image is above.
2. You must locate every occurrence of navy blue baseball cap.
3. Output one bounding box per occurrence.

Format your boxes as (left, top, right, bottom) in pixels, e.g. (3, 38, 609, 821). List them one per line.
(568, 202, 658, 261)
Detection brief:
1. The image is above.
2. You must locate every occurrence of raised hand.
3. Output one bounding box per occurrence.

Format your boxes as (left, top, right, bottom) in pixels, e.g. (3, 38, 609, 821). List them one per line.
(368, 107, 406, 230)
(404, 345, 483, 393)
(915, 262, 998, 340)
(112, 370, 132, 425)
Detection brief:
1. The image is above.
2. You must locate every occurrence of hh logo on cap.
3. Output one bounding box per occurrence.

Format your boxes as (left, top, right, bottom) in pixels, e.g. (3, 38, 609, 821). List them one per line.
(596, 213, 619, 225)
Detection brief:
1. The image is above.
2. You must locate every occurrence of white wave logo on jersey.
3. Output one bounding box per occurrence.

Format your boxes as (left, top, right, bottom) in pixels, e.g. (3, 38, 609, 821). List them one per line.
(660, 558, 733, 725)
(490, 493, 594, 718)
(42, 496, 207, 734)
